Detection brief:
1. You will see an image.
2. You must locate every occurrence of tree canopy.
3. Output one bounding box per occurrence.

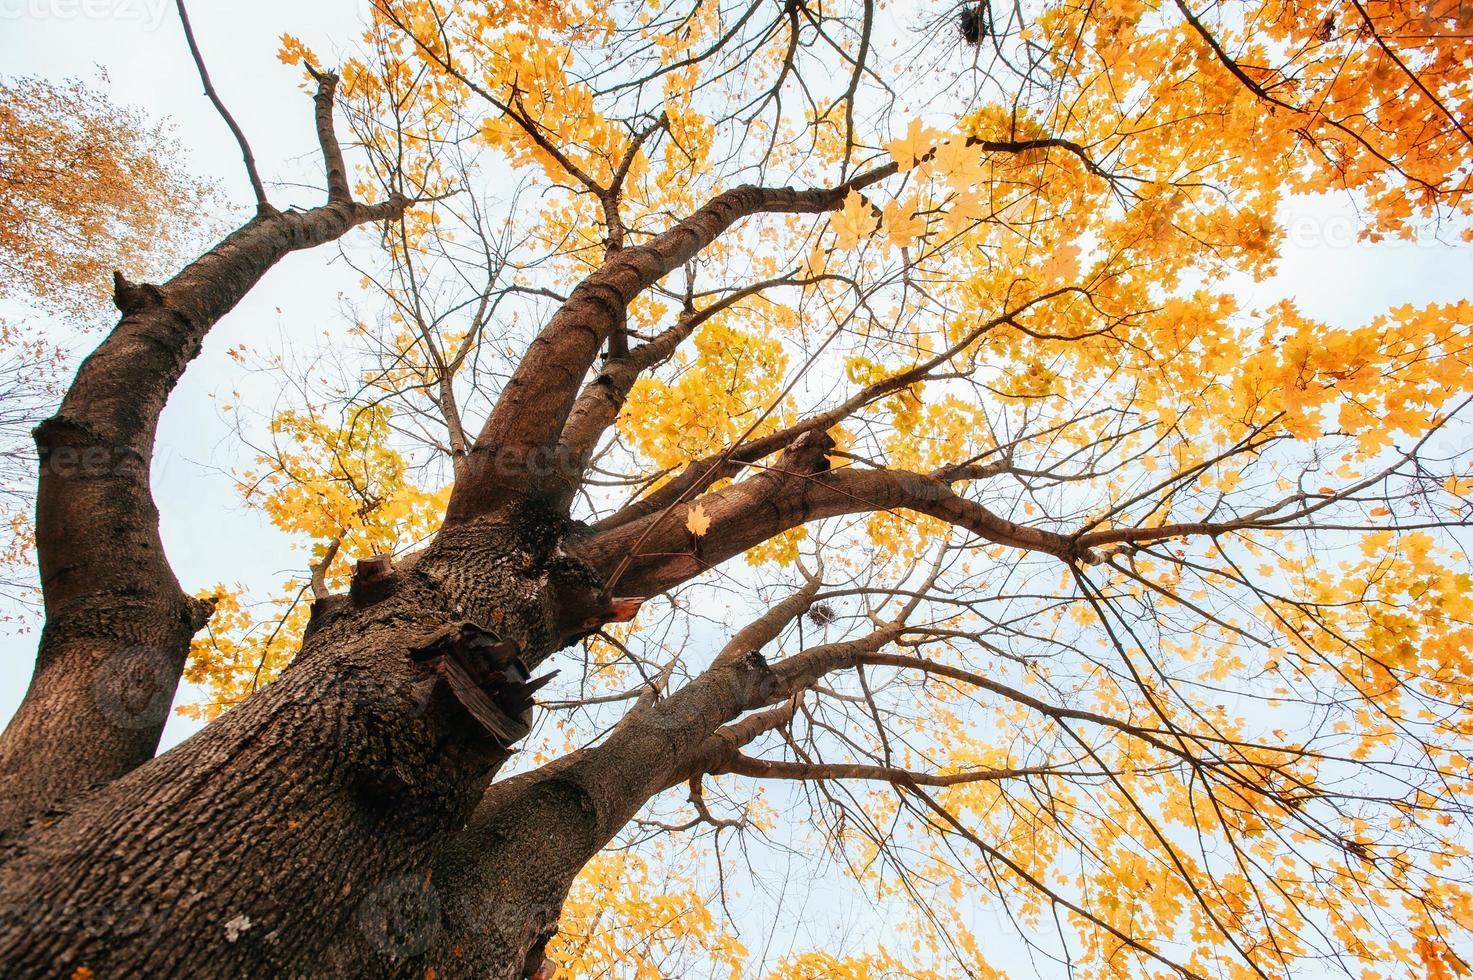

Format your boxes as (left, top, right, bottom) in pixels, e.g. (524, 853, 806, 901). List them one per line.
(3, 0, 1472, 977)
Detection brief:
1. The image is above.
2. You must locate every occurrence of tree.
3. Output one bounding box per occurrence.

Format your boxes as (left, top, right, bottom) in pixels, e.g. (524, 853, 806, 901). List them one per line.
(0, 74, 219, 327)
(0, 0, 1470, 976)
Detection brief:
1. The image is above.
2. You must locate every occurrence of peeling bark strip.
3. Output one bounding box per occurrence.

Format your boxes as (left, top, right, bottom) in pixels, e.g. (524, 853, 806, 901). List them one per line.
(409, 623, 559, 744)
(0, 73, 410, 839)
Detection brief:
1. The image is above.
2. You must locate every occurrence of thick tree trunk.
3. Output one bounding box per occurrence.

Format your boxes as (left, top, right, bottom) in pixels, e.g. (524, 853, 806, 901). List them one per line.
(0, 495, 807, 979)
(421, 661, 777, 974)
(0, 516, 617, 979)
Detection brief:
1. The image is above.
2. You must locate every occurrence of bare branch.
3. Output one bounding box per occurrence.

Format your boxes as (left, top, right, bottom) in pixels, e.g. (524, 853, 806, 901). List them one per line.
(303, 63, 353, 203)
(174, 0, 270, 211)
(714, 755, 1068, 787)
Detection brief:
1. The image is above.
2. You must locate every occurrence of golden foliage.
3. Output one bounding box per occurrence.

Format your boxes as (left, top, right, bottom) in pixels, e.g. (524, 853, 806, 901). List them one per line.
(0, 74, 218, 324)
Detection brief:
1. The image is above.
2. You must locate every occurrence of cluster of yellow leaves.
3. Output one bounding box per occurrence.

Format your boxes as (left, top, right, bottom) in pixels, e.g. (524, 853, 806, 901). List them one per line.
(1284, 530, 1473, 736)
(180, 585, 311, 721)
(621, 319, 790, 471)
(549, 833, 1008, 978)
(549, 851, 746, 979)
(761, 949, 1001, 980)
(244, 404, 450, 554)
(184, 404, 448, 715)
(1131, 297, 1473, 454)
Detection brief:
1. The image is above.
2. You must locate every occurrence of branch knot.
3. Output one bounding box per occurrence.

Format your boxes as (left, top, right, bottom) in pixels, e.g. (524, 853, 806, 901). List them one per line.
(111, 272, 165, 316)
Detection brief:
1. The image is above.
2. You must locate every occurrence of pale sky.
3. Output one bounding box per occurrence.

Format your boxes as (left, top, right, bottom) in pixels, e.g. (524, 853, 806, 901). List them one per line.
(2, 1, 1471, 974)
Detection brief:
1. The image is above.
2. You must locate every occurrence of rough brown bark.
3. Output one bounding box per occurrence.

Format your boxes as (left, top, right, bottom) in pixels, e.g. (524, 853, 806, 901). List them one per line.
(0, 197, 409, 840)
(0, 510, 622, 978)
(0, 459, 844, 978)
(0, 111, 905, 979)
(0, 314, 1093, 980)
(0, 410, 1123, 979)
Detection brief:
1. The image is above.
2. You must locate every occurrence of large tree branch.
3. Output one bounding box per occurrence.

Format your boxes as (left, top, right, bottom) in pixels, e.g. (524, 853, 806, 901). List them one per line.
(441, 166, 897, 524)
(591, 288, 1076, 534)
(711, 754, 1066, 787)
(0, 72, 411, 837)
(583, 416, 1342, 601)
(551, 272, 823, 509)
(581, 449, 1076, 598)
(427, 594, 820, 969)
(304, 64, 354, 203)
(423, 581, 898, 969)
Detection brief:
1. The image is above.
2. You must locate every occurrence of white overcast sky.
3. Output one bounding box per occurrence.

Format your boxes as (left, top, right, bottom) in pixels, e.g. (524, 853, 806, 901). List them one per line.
(1, 2, 1471, 971)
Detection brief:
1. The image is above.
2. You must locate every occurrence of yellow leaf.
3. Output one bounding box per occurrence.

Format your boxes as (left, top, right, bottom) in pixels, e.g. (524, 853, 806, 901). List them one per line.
(885, 117, 939, 172)
(831, 191, 879, 250)
(686, 503, 711, 537)
(883, 197, 928, 250)
(1040, 244, 1082, 285)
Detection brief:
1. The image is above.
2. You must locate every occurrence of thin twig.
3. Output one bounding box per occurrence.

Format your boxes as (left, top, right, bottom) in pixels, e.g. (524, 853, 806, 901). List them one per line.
(174, 0, 270, 210)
